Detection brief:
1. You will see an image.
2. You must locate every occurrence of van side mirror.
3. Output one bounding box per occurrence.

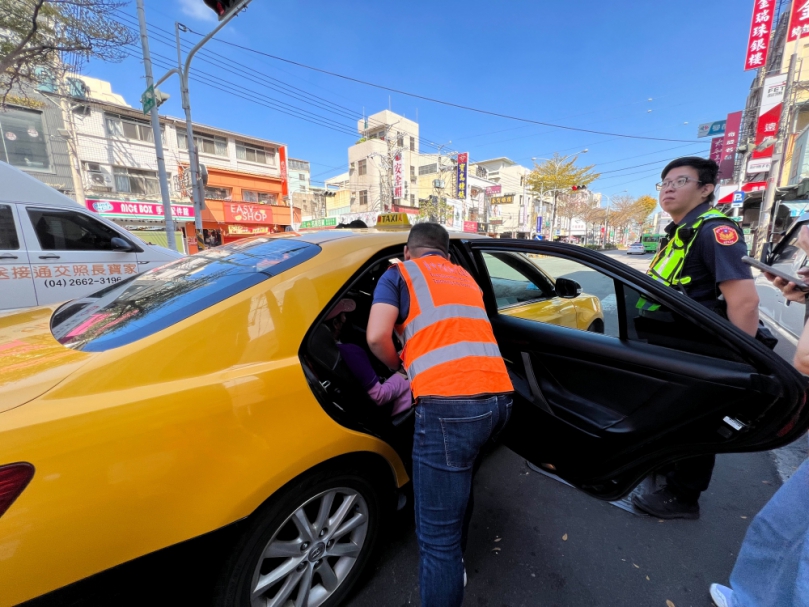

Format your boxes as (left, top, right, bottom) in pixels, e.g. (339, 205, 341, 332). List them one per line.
(555, 277, 581, 299)
(111, 236, 134, 252)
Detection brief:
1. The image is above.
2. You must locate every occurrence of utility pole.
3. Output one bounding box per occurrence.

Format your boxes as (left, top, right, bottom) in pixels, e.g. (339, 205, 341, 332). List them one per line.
(57, 96, 85, 206)
(137, 0, 176, 251)
(757, 51, 797, 254)
(154, 0, 252, 251)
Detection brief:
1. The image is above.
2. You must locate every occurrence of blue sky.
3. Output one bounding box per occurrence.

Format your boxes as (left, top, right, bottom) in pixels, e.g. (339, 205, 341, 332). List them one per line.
(86, 0, 764, 200)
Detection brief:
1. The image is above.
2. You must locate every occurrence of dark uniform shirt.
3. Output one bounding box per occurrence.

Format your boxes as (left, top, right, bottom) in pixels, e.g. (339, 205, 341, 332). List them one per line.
(665, 202, 752, 310)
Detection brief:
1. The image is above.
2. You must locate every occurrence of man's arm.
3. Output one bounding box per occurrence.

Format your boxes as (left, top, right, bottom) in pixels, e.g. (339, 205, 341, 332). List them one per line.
(719, 279, 759, 336)
(367, 303, 402, 370)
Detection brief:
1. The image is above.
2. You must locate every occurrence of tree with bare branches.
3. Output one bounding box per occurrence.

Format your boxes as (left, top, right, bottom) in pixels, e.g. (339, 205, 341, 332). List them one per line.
(0, 0, 134, 103)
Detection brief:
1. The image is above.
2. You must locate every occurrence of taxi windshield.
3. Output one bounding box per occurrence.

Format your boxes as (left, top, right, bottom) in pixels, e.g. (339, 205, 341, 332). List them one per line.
(51, 237, 320, 352)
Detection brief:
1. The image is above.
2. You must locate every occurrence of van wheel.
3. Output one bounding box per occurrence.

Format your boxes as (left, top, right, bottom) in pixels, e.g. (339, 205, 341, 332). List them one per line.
(215, 469, 383, 607)
(586, 319, 604, 333)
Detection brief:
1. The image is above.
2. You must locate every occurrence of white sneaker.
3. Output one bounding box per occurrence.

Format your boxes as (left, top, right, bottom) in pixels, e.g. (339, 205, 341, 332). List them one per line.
(709, 583, 733, 607)
(462, 558, 467, 587)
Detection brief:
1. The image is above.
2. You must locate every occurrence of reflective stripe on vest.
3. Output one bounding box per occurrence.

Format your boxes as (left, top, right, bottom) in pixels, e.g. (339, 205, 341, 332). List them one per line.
(637, 208, 730, 312)
(395, 257, 513, 399)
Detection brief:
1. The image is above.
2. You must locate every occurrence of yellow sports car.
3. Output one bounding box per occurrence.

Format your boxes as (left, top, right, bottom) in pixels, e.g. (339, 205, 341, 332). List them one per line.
(0, 230, 805, 606)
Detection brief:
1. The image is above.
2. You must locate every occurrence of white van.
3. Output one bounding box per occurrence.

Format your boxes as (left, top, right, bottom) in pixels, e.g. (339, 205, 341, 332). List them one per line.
(0, 162, 184, 311)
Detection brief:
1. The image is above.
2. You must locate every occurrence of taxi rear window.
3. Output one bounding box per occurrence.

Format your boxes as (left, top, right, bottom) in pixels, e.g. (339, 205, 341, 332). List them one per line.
(51, 237, 320, 352)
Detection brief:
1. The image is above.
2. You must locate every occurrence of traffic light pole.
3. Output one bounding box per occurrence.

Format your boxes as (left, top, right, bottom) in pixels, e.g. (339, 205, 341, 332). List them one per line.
(136, 0, 176, 251)
(154, 0, 253, 251)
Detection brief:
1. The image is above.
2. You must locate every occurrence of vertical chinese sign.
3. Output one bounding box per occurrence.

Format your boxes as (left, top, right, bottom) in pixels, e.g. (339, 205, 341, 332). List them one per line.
(456, 152, 468, 199)
(750, 74, 787, 174)
(718, 111, 743, 180)
(393, 152, 403, 199)
(788, 0, 809, 40)
(744, 0, 775, 71)
(280, 146, 289, 198)
(710, 136, 725, 165)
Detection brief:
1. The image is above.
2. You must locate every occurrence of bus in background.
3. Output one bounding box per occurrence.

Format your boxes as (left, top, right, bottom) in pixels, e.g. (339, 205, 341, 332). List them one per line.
(641, 233, 664, 253)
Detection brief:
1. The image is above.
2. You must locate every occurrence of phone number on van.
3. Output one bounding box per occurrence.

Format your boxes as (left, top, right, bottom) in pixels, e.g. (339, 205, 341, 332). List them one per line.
(43, 277, 125, 288)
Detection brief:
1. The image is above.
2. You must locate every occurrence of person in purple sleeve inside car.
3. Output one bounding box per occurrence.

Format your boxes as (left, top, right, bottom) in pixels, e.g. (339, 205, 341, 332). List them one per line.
(325, 298, 412, 416)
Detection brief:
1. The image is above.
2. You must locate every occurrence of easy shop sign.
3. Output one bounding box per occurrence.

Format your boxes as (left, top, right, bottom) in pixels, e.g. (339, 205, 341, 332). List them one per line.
(224, 202, 272, 224)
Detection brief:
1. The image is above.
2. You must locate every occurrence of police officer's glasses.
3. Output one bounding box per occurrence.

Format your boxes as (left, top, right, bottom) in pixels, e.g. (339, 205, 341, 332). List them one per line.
(655, 177, 703, 191)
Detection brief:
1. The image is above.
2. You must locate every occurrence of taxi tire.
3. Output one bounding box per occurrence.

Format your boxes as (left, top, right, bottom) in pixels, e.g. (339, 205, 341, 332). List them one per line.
(214, 467, 385, 607)
(586, 319, 604, 334)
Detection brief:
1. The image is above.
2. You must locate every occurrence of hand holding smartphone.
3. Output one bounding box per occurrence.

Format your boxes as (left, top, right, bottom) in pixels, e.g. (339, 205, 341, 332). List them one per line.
(742, 256, 809, 291)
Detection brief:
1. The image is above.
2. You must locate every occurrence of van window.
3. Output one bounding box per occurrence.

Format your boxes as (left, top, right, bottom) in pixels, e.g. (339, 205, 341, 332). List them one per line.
(0, 205, 19, 249)
(51, 237, 320, 352)
(27, 208, 122, 251)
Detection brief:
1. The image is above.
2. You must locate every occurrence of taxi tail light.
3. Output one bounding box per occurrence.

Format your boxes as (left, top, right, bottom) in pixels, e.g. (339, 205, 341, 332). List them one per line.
(0, 463, 34, 519)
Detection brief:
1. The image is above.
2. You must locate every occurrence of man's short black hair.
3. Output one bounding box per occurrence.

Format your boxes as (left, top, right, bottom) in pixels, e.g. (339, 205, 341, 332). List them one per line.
(407, 222, 449, 255)
(661, 156, 719, 204)
(347, 219, 367, 228)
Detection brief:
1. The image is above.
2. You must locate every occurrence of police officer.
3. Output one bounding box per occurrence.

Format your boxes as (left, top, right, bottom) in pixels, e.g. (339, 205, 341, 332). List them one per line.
(367, 223, 513, 607)
(632, 156, 760, 520)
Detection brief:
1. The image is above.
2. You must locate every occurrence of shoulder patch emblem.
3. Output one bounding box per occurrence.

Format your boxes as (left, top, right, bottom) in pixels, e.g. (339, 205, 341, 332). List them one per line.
(713, 225, 739, 246)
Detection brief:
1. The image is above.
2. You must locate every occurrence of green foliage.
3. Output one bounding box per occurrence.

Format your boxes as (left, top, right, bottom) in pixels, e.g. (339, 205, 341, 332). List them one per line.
(0, 0, 134, 102)
(418, 197, 451, 224)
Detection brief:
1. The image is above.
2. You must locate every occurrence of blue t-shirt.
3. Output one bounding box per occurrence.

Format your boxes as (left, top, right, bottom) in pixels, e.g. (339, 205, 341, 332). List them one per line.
(372, 253, 446, 324)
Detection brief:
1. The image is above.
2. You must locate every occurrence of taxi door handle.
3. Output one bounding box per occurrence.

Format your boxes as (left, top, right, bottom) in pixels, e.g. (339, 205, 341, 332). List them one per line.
(38, 254, 60, 260)
(0, 253, 18, 259)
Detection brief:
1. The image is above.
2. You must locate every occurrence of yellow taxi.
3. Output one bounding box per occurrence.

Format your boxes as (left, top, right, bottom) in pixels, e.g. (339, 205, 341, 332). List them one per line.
(0, 229, 806, 606)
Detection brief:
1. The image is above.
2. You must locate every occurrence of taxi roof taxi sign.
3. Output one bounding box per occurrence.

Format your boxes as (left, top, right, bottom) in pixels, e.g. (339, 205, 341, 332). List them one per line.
(375, 212, 413, 230)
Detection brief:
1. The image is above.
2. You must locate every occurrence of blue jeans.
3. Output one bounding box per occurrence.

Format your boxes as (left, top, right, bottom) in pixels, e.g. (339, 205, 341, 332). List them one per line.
(730, 456, 809, 607)
(413, 394, 512, 607)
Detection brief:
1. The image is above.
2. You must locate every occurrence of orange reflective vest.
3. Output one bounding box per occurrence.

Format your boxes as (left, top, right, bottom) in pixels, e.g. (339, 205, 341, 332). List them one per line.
(394, 255, 513, 399)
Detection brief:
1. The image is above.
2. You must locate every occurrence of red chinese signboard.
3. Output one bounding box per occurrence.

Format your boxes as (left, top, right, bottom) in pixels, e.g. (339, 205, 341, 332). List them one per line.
(463, 221, 478, 233)
(710, 137, 725, 164)
(752, 75, 786, 160)
(744, 0, 775, 71)
(279, 146, 288, 197)
(393, 152, 403, 199)
(85, 199, 195, 221)
(224, 202, 274, 224)
(718, 111, 743, 180)
(788, 0, 809, 41)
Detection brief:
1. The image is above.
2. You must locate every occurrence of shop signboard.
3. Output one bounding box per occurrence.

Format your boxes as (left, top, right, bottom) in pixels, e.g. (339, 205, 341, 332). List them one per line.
(463, 221, 478, 233)
(788, 0, 809, 41)
(710, 136, 725, 164)
(456, 152, 468, 199)
(747, 158, 773, 174)
(752, 75, 787, 160)
(300, 217, 338, 229)
(228, 224, 272, 235)
(697, 121, 726, 138)
(490, 194, 515, 206)
(224, 202, 273, 224)
(718, 111, 743, 180)
(393, 152, 404, 199)
(745, 0, 776, 71)
(86, 198, 195, 221)
(280, 146, 289, 197)
(485, 185, 501, 196)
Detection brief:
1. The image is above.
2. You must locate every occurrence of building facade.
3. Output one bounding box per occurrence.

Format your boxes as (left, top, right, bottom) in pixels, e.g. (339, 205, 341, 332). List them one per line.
(470, 157, 534, 236)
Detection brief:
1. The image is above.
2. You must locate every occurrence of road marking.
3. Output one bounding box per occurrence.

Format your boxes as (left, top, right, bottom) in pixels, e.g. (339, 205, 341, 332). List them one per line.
(600, 294, 617, 312)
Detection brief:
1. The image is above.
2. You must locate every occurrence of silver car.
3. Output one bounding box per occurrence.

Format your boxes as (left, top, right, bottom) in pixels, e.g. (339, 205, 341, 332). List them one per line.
(626, 242, 646, 255)
(756, 213, 809, 339)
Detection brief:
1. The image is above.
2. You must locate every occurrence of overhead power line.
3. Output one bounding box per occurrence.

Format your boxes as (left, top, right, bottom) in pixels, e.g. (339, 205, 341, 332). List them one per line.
(185, 26, 702, 144)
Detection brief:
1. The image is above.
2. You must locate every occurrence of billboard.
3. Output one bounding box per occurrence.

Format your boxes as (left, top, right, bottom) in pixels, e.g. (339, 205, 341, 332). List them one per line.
(752, 74, 787, 160)
(456, 152, 468, 199)
(710, 136, 725, 164)
(490, 194, 515, 205)
(698, 121, 726, 138)
(788, 0, 809, 41)
(718, 111, 743, 180)
(745, 0, 776, 70)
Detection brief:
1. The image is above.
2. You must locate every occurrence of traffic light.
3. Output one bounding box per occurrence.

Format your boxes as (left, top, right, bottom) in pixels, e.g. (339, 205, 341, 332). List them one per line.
(203, 0, 239, 20)
(571, 185, 588, 191)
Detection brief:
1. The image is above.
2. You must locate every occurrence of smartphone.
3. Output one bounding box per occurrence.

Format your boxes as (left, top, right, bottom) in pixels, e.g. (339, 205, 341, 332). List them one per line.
(742, 256, 809, 290)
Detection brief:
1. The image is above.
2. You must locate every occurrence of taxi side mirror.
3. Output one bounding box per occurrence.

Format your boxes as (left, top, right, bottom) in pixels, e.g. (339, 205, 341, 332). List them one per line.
(555, 277, 581, 299)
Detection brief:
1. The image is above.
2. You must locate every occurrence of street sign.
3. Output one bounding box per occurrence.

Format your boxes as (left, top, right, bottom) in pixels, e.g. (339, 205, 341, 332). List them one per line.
(141, 85, 155, 115)
(536, 216, 543, 232)
(697, 120, 727, 138)
(732, 191, 746, 204)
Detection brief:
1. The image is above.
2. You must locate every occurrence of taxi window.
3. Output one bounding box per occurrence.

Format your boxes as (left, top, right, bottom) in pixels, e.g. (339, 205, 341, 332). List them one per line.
(51, 238, 320, 352)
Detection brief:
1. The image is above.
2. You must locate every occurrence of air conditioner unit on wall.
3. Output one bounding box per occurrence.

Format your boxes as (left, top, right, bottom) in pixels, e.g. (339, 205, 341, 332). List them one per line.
(83, 162, 113, 191)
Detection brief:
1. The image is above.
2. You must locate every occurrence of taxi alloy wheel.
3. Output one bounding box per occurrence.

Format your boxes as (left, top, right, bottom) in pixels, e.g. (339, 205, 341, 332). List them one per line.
(216, 470, 383, 607)
(250, 487, 369, 607)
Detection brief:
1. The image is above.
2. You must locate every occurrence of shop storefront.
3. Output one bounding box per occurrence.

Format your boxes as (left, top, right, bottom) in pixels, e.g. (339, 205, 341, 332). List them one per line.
(85, 198, 194, 252)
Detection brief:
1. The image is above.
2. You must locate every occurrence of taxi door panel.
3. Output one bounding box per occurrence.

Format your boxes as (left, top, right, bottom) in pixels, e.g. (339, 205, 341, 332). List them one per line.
(20, 206, 139, 306)
(461, 240, 808, 501)
(0, 203, 37, 309)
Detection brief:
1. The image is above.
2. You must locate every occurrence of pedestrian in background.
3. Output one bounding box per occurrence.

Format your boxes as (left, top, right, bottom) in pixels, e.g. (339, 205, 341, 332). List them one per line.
(709, 225, 809, 607)
(366, 222, 513, 607)
(632, 157, 760, 520)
